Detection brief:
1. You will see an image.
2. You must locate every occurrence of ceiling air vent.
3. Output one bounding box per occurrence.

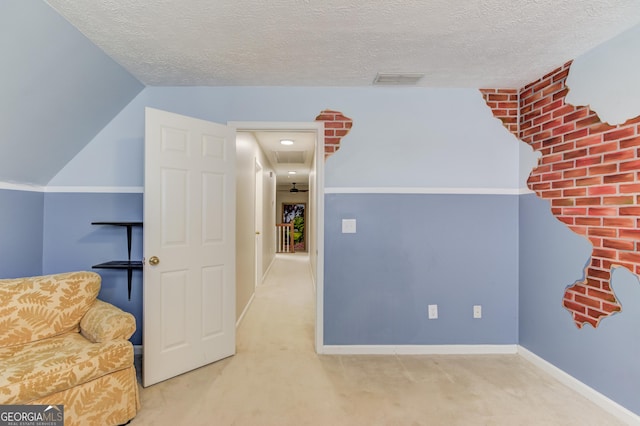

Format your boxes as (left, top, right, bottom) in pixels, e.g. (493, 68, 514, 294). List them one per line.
(373, 73, 424, 86)
(275, 151, 306, 164)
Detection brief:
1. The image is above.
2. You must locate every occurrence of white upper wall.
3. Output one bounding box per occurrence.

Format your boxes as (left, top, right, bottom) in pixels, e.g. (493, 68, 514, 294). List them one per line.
(51, 87, 527, 191)
(566, 23, 640, 126)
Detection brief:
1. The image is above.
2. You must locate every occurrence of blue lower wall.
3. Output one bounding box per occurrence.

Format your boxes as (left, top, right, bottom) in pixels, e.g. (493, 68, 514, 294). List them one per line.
(0, 189, 44, 278)
(324, 193, 519, 345)
(43, 192, 143, 345)
(5, 187, 639, 414)
(519, 193, 640, 415)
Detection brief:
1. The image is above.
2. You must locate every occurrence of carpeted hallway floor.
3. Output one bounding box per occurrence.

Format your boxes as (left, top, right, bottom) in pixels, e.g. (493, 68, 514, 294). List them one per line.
(130, 254, 624, 425)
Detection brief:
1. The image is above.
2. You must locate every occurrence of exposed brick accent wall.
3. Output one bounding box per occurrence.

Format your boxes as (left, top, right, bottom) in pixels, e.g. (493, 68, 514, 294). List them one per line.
(482, 62, 640, 329)
(479, 89, 519, 134)
(315, 109, 353, 159)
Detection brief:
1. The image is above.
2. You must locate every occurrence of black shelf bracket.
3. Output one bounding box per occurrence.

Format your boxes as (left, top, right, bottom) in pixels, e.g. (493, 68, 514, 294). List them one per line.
(91, 222, 143, 300)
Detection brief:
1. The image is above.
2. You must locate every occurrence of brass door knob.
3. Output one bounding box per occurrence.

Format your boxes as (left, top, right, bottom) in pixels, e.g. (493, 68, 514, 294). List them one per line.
(256, 231, 261, 235)
(148, 256, 160, 266)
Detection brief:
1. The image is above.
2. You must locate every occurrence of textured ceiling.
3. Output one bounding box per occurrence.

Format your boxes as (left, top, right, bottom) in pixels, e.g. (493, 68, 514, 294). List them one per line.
(45, 0, 640, 88)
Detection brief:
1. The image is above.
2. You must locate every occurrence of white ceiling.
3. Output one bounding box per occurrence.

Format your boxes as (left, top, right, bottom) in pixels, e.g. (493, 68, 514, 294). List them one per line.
(46, 0, 640, 88)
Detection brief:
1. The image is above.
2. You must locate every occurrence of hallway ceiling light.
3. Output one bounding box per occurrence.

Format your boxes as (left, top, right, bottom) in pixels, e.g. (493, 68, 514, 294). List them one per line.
(288, 171, 297, 175)
(280, 139, 294, 145)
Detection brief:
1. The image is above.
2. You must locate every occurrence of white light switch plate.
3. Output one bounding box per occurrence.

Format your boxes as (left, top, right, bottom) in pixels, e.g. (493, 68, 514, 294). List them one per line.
(342, 219, 357, 233)
(473, 305, 482, 319)
(428, 304, 438, 319)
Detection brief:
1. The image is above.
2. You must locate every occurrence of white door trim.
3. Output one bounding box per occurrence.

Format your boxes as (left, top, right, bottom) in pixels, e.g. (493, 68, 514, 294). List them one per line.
(228, 121, 325, 353)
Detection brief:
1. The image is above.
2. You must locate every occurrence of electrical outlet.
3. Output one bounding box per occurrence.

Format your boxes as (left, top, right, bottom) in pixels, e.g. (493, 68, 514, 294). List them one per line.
(428, 304, 438, 319)
(473, 305, 482, 319)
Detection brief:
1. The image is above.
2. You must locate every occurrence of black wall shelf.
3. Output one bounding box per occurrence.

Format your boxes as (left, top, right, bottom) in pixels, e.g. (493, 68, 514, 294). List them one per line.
(91, 221, 143, 300)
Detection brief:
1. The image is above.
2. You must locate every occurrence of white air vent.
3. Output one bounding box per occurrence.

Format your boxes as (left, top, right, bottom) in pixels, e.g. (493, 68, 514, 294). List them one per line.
(275, 151, 306, 164)
(373, 73, 425, 86)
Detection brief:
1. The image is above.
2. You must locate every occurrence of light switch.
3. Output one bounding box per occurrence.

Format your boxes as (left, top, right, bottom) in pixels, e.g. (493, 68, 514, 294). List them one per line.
(342, 219, 357, 233)
(473, 305, 482, 319)
(428, 304, 438, 319)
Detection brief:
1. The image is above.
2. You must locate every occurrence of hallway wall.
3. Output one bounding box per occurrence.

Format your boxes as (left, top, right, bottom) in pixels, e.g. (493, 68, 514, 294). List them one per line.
(236, 132, 277, 320)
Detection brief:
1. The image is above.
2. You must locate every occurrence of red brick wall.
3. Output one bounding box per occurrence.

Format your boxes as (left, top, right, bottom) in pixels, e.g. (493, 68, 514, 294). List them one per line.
(315, 109, 353, 159)
(479, 89, 519, 134)
(482, 62, 640, 328)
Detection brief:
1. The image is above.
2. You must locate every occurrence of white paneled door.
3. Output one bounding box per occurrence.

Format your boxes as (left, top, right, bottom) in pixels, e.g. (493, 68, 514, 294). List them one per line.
(143, 107, 236, 387)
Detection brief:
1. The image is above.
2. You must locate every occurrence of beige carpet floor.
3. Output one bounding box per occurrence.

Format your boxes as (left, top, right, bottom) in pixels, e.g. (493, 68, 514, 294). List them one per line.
(130, 253, 625, 426)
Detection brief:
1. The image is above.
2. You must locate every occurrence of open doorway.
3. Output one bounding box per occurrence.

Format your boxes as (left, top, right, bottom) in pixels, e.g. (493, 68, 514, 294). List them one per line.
(233, 121, 325, 352)
(281, 202, 306, 252)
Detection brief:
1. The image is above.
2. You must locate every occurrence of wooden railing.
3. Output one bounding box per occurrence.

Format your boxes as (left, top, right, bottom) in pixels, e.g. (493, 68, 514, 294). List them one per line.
(275, 223, 295, 253)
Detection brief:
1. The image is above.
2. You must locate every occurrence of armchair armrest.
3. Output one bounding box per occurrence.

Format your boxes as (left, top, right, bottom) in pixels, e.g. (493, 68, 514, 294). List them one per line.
(80, 300, 136, 343)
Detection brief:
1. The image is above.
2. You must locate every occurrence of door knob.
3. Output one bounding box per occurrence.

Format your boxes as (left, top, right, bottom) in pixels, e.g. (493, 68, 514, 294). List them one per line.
(149, 256, 160, 266)
(256, 231, 260, 235)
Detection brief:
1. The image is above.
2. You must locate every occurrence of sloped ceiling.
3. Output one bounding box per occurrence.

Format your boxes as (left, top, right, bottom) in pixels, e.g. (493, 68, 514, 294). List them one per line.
(2, 1, 640, 186)
(0, 1, 143, 186)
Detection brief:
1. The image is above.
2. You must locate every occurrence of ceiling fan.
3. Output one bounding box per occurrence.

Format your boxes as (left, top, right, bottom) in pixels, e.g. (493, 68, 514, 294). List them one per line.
(289, 183, 308, 193)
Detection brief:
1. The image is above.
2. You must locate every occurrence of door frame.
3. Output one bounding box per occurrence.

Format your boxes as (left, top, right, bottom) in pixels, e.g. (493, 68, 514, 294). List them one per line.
(229, 121, 325, 353)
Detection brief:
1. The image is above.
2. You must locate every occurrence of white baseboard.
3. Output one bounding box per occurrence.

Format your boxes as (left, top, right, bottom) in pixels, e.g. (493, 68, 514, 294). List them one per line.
(262, 256, 276, 284)
(307, 260, 316, 294)
(320, 344, 518, 355)
(518, 346, 640, 425)
(236, 292, 256, 328)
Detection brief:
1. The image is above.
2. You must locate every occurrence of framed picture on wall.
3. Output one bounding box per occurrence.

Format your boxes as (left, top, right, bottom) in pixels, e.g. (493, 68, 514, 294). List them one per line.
(282, 203, 305, 251)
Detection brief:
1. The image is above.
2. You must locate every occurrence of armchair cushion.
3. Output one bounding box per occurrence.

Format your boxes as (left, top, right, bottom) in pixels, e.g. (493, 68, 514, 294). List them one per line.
(0, 271, 100, 348)
(80, 300, 136, 343)
(0, 332, 133, 404)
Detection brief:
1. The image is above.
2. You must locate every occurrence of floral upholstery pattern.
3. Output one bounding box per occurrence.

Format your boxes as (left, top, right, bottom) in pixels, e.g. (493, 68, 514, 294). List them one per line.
(33, 367, 138, 426)
(0, 271, 100, 348)
(0, 271, 139, 425)
(0, 332, 132, 403)
(81, 299, 136, 343)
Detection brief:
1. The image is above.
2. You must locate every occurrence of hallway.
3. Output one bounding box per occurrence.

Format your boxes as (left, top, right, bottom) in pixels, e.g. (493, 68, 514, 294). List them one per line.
(131, 254, 623, 425)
